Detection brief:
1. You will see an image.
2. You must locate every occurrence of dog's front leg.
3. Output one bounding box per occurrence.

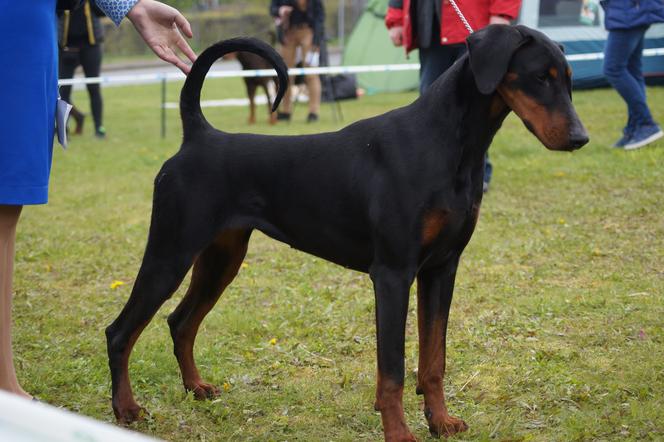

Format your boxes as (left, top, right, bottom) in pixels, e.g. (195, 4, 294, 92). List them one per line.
(415, 261, 468, 438)
(371, 266, 417, 442)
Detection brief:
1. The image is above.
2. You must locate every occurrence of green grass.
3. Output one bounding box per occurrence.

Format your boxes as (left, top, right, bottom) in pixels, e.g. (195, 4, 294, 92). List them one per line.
(13, 78, 664, 441)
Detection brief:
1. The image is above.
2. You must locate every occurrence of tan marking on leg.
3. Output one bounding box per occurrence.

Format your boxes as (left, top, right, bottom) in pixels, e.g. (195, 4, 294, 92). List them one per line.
(173, 230, 248, 400)
(416, 284, 468, 437)
(375, 376, 416, 442)
(114, 323, 149, 423)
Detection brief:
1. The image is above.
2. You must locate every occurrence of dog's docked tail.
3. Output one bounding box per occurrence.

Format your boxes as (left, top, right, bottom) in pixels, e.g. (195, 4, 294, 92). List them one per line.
(180, 37, 289, 140)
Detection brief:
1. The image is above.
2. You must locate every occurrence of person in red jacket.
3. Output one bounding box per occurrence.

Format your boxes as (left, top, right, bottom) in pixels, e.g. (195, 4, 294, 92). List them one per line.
(385, 0, 521, 192)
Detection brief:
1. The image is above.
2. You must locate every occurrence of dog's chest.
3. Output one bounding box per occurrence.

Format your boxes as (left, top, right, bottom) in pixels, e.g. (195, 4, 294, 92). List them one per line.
(420, 203, 480, 252)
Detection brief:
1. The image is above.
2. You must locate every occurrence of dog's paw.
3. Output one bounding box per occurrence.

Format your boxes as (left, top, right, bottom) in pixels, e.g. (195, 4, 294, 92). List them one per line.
(113, 401, 148, 425)
(186, 380, 221, 400)
(425, 408, 468, 438)
(384, 429, 417, 442)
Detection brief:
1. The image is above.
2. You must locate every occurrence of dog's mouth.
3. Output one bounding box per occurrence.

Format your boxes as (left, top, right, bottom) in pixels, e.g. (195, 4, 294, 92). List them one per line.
(523, 117, 589, 151)
(497, 85, 589, 151)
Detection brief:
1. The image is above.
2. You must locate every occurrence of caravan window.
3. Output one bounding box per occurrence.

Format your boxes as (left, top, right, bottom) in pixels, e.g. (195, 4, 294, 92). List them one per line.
(539, 0, 600, 27)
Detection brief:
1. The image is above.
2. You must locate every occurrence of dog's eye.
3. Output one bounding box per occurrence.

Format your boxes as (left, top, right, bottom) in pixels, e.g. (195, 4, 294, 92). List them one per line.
(536, 73, 549, 85)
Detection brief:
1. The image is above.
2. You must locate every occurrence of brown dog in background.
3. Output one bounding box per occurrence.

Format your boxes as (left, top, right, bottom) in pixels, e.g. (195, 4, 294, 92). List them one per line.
(235, 50, 278, 124)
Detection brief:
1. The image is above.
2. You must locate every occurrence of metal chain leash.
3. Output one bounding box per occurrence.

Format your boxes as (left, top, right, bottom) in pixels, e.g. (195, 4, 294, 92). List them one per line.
(448, 0, 475, 34)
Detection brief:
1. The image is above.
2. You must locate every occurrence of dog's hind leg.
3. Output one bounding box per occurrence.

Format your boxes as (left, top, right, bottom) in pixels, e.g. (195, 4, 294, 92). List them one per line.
(246, 81, 257, 124)
(415, 260, 468, 438)
(105, 177, 213, 424)
(105, 239, 195, 424)
(167, 229, 251, 399)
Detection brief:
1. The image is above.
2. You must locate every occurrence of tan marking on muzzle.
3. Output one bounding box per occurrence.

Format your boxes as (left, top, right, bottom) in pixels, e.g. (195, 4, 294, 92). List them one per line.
(497, 86, 570, 149)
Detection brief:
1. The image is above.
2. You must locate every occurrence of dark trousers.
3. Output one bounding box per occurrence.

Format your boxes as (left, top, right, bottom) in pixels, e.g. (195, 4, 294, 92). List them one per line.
(419, 39, 493, 185)
(59, 44, 104, 131)
(603, 26, 655, 133)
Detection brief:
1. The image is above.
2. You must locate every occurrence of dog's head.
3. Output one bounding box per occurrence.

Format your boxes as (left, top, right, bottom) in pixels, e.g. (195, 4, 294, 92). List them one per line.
(467, 25, 589, 151)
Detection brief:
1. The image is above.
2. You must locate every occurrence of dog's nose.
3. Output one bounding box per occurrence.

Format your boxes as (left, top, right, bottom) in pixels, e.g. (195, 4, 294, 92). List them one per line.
(568, 134, 589, 150)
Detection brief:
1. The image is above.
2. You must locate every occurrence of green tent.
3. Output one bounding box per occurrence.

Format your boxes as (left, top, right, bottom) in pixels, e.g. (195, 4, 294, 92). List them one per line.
(342, 0, 419, 93)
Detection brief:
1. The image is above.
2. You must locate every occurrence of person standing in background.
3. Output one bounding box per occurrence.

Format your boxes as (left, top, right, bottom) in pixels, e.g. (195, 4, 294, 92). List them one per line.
(385, 0, 522, 193)
(0, 0, 196, 400)
(58, 0, 108, 138)
(270, 0, 325, 123)
(602, 0, 664, 150)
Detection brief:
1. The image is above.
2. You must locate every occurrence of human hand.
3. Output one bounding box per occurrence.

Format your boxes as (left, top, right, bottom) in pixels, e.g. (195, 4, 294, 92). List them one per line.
(127, 0, 197, 74)
(279, 5, 293, 19)
(489, 15, 511, 25)
(389, 26, 404, 47)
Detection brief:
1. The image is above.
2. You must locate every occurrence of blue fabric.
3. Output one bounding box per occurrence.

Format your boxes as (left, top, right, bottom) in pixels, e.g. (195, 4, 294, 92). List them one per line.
(0, 1, 58, 205)
(95, 0, 138, 26)
(601, 0, 664, 30)
(603, 26, 657, 130)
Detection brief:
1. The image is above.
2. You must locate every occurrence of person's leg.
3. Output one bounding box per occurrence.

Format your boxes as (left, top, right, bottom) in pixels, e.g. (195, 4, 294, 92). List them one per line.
(80, 45, 104, 136)
(419, 44, 460, 94)
(626, 29, 647, 98)
(278, 30, 298, 116)
(0, 205, 29, 398)
(604, 28, 655, 131)
(59, 48, 85, 134)
(298, 27, 321, 118)
(58, 49, 78, 105)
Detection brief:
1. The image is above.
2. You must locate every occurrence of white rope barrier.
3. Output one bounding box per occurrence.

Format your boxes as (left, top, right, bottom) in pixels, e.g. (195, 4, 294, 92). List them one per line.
(566, 47, 664, 61)
(57, 63, 422, 86)
(57, 47, 664, 87)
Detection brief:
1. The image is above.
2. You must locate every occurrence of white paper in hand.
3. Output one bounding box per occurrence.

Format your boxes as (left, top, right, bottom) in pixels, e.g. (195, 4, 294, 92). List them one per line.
(56, 97, 73, 149)
(305, 51, 320, 67)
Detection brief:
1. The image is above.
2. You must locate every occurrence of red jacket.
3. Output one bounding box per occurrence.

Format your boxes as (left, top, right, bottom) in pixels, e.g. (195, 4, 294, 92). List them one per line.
(385, 0, 522, 52)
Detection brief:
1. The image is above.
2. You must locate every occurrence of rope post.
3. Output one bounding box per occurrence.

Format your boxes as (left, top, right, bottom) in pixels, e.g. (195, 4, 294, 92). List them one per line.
(160, 76, 167, 139)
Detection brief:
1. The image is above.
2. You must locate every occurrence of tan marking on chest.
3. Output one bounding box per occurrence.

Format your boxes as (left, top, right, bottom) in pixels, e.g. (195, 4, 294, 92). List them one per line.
(421, 209, 449, 246)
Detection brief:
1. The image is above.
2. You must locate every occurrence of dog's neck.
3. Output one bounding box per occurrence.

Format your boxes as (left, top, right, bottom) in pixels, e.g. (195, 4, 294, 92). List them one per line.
(418, 55, 510, 159)
(411, 56, 510, 202)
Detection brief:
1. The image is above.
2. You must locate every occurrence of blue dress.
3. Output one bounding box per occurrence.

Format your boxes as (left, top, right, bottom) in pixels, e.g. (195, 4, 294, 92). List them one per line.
(0, 0, 58, 205)
(0, 0, 136, 205)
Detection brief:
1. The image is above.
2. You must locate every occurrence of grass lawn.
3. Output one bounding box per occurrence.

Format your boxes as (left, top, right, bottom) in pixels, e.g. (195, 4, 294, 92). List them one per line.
(13, 77, 664, 441)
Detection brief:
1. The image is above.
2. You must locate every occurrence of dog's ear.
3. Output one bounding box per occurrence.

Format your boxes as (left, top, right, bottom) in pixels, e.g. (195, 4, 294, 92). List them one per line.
(467, 25, 531, 94)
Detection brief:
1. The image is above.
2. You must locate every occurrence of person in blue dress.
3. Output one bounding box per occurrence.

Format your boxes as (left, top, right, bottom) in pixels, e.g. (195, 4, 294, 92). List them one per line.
(602, 0, 664, 150)
(0, 0, 196, 399)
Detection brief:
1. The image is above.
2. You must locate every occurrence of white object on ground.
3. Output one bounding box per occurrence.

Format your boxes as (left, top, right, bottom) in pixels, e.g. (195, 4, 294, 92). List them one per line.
(0, 391, 160, 442)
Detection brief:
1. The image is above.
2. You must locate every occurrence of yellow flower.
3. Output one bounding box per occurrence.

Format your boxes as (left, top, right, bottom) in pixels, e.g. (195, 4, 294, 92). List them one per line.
(223, 382, 231, 392)
(241, 262, 249, 268)
(110, 280, 125, 290)
(269, 338, 278, 346)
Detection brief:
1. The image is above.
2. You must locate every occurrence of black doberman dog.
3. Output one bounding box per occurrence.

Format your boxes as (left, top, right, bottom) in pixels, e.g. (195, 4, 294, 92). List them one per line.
(106, 25, 588, 441)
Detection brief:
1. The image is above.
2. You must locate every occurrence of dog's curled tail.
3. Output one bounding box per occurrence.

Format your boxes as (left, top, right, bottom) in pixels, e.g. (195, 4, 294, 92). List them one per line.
(180, 37, 289, 139)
